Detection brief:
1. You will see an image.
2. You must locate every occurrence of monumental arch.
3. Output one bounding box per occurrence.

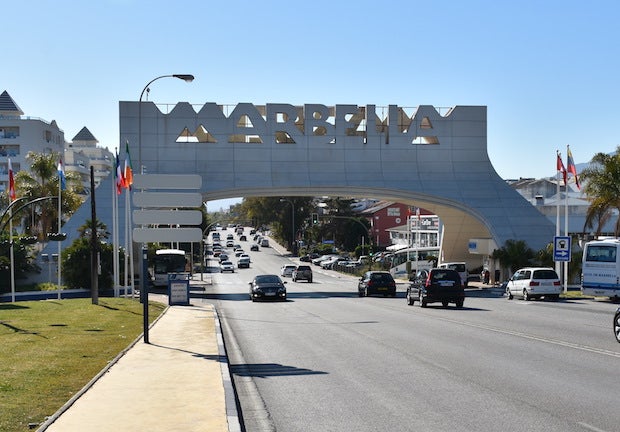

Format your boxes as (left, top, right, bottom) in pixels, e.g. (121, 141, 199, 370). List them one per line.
(119, 102, 555, 263)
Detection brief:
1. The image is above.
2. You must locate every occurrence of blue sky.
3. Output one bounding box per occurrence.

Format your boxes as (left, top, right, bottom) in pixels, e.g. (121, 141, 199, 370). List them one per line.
(3, 1, 619, 209)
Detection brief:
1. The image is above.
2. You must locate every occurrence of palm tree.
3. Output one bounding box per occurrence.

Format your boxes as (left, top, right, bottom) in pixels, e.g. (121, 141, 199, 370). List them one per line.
(13, 152, 83, 240)
(491, 239, 535, 275)
(579, 146, 620, 236)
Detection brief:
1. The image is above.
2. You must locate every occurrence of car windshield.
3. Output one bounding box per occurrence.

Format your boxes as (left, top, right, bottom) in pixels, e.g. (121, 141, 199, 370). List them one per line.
(532, 269, 559, 279)
(256, 275, 281, 284)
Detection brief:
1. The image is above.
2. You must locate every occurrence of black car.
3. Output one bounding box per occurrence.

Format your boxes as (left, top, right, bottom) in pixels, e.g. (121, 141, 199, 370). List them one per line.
(250, 244, 259, 251)
(358, 271, 396, 297)
(407, 268, 464, 308)
(249, 274, 287, 301)
(614, 307, 620, 343)
(292, 265, 313, 282)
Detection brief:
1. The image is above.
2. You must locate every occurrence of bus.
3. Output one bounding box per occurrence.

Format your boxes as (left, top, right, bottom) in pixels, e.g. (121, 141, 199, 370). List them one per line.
(388, 247, 439, 279)
(152, 249, 188, 287)
(581, 238, 620, 300)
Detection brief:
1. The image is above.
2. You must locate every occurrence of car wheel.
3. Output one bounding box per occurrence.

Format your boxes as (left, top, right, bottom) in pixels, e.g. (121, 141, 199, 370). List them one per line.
(308, 278, 312, 283)
(442, 300, 449, 307)
(365, 288, 369, 297)
(456, 299, 464, 308)
(419, 294, 427, 308)
(507, 289, 513, 300)
(407, 292, 414, 306)
(358, 289, 363, 297)
(523, 289, 530, 301)
(614, 311, 620, 343)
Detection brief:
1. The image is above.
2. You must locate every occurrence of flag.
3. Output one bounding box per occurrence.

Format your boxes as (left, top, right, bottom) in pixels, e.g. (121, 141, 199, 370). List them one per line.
(57, 159, 66, 191)
(566, 147, 580, 189)
(556, 152, 567, 185)
(124, 140, 133, 188)
(8, 158, 16, 201)
(115, 151, 126, 195)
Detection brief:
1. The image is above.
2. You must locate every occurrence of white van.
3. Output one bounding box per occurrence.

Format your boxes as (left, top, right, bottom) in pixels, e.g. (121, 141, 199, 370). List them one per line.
(438, 262, 469, 287)
(582, 238, 620, 300)
(260, 238, 270, 247)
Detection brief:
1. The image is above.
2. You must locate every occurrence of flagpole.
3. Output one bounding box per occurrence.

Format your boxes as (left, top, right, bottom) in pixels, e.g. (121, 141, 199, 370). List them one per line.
(555, 151, 561, 277)
(123, 140, 135, 298)
(57, 172, 62, 300)
(564, 145, 570, 293)
(113, 158, 119, 297)
(9, 208, 15, 302)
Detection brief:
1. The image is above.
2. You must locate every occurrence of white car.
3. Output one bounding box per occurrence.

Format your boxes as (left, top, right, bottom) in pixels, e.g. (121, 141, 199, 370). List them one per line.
(280, 264, 296, 277)
(506, 267, 561, 301)
(220, 261, 235, 273)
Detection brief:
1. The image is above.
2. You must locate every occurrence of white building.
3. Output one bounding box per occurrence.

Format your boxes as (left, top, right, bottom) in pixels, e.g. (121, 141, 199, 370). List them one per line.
(0, 90, 112, 196)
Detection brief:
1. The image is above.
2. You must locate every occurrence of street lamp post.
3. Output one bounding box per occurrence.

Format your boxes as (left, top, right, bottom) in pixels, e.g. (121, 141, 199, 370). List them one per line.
(138, 74, 194, 344)
(280, 198, 296, 256)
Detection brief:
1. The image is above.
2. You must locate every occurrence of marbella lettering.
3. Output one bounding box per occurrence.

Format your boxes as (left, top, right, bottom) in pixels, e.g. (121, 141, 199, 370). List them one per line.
(178, 103, 444, 146)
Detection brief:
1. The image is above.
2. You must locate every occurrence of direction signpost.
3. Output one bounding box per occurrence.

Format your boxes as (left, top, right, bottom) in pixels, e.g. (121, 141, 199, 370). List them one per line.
(133, 174, 203, 343)
(553, 236, 571, 262)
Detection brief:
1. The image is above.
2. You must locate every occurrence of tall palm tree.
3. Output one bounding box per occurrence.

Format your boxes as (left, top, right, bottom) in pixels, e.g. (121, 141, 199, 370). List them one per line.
(579, 146, 620, 236)
(491, 239, 535, 275)
(13, 152, 83, 240)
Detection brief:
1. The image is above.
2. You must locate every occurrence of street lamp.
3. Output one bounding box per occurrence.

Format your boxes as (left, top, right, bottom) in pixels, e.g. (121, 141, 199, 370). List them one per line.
(138, 74, 194, 344)
(280, 198, 296, 256)
(138, 74, 194, 171)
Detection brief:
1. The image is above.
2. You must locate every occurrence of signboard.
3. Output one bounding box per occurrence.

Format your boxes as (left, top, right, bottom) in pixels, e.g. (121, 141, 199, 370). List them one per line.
(553, 236, 571, 262)
(132, 174, 203, 244)
(168, 273, 190, 306)
(133, 228, 202, 243)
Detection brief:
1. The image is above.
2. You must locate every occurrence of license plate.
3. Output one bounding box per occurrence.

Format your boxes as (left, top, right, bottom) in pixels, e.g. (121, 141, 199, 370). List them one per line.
(378, 287, 387, 290)
(265, 292, 276, 296)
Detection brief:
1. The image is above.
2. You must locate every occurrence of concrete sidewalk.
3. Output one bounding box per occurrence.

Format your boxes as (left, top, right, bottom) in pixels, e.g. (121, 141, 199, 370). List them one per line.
(38, 302, 240, 432)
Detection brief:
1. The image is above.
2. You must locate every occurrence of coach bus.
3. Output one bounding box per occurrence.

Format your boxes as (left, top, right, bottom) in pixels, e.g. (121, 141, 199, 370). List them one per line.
(581, 238, 620, 300)
(152, 249, 188, 287)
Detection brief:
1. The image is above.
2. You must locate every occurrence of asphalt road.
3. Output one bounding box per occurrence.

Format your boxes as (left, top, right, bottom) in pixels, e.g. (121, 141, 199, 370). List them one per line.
(199, 235, 620, 432)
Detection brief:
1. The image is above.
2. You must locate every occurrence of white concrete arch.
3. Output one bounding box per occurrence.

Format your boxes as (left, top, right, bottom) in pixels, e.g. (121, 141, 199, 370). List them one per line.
(119, 102, 554, 262)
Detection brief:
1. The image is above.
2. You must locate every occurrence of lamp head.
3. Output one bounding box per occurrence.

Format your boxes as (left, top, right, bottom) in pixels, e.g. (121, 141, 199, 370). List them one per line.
(173, 74, 195, 82)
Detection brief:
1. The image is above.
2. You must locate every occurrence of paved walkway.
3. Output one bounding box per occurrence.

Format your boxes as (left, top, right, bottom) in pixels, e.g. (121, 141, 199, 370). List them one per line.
(39, 301, 240, 432)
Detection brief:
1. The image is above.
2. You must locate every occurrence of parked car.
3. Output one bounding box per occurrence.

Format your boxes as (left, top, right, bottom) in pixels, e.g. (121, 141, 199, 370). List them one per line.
(312, 254, 337, 266)
(237, 256, 251, 269)
(358, 271, 396, 297)
(280, 264, 297, 277)
(614, 307, 620, 343)
(321, 256, 348, 270)
(292, 265, 313, 282)
(249, 274, 287, 301)
(220, 261, 235, 273)
(407, 268, 464, 308)
(505, 267, 561, 301)
(299, 253, 319, 262)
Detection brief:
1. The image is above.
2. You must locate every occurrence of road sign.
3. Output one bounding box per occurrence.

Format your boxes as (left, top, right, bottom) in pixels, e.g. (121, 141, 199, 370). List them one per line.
(133, 227, 202, 243)
(132, 174, 203, 244)
(553, 236, 571, 262)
